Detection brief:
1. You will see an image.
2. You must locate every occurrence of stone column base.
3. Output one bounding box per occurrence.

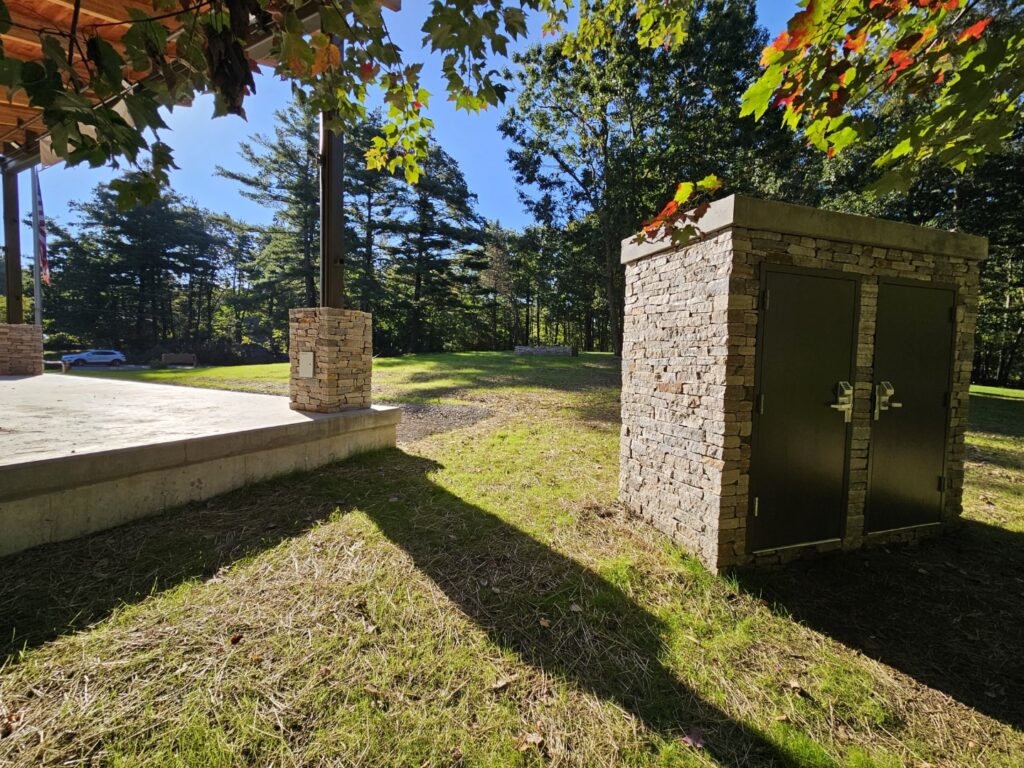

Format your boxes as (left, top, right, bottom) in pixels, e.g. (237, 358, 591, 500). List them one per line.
(289, 307, 372, 413)
(0, 323, 44, 376)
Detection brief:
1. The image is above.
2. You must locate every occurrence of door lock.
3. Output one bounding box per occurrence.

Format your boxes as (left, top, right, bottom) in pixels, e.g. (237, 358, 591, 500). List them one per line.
(829, 381, 854, 423)
(874, 381, 903, 421)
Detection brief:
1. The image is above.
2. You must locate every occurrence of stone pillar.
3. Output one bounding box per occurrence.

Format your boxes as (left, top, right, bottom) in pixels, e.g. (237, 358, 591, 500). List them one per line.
(288, 307, 372, 413)
(0, 323, 44, 376)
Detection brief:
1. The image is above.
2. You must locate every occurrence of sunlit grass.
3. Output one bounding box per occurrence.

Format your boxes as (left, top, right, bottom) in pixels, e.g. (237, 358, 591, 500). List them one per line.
(4, 357, 1022, 767)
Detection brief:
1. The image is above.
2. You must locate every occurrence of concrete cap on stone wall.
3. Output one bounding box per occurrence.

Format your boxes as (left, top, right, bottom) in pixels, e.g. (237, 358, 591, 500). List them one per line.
(620, 194, 989, 265)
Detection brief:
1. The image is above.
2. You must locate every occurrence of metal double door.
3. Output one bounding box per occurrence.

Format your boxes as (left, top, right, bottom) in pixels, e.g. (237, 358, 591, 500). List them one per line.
(748, 268, 955, 552)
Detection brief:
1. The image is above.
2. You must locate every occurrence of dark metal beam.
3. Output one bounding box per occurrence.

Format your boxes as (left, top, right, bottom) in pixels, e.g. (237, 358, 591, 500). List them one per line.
(3, 164, 23, 323)
(319, 112, 345, 309)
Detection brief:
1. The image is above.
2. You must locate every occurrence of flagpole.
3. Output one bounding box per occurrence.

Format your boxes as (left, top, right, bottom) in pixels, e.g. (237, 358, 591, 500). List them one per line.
(30, 168, 42, 327)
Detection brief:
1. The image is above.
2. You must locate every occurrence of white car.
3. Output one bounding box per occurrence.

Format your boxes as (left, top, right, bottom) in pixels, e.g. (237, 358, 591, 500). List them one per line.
(62, 349, 127, 367)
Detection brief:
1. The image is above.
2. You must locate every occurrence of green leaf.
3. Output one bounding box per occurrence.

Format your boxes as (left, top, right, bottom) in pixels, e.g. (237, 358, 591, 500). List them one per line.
(740, 65, 784, 120)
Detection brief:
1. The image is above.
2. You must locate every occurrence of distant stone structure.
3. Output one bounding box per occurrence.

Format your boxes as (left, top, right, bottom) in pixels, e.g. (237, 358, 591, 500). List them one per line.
(289, 307, 372, 412)
(514, 345, 577, 357)
(620, 195, 986, 571)
(161, 352, 197, 366)
(0, 323, 43, 376)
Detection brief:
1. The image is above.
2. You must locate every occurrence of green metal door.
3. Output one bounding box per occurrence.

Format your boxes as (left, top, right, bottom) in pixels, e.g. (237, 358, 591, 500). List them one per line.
(748, 268, 859, 552)
(866, 281, 955, 532)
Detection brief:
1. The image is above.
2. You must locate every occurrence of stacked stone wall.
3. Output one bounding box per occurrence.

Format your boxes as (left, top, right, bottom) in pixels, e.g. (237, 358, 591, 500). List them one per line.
(621, 215, 981, 572)
(0, 323, 43, 376)
(620, 232, 734, 567)
(289, 308, 372, 413)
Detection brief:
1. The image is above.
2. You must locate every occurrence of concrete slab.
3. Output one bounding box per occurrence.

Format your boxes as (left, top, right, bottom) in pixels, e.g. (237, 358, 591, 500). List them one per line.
(0, 375, 400, 558)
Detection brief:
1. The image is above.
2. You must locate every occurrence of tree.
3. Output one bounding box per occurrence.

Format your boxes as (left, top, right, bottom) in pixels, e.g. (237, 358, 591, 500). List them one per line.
(43, 179, 228, 353)
(500, 41, 639, 354)
(376, 143, 486, 354)
(0, 1, 1017, 211)
(216, 98, 321, 308)
(501, 1, 816, 353)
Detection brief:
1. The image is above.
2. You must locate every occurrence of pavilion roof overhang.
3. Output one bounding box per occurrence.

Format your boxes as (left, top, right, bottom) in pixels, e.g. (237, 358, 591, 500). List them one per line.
(0, 0, 401, 173)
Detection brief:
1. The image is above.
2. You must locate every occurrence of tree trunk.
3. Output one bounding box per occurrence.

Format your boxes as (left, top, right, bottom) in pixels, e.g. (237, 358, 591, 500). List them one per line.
(601, 222, 622, 356)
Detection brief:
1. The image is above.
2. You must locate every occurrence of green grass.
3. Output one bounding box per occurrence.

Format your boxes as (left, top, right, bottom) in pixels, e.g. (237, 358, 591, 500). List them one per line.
(4, 354, 1023, 767)
(71, 352, 621, 406)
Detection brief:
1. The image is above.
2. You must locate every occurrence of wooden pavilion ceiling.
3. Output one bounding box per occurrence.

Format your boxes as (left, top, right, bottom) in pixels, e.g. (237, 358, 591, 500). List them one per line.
(0, 0, 171, 149)
(0, 0, 401, 163)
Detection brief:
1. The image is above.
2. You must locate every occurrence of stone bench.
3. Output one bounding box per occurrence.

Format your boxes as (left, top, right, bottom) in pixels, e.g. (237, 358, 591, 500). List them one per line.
(161, 352, 197, 366)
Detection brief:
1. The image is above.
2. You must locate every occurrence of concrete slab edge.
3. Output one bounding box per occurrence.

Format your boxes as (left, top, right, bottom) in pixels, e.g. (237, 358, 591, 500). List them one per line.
(0, 405, 402, 503)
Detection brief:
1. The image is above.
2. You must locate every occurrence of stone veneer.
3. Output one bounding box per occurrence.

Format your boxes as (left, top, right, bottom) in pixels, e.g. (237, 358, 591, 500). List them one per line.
(0, 323, 43, 376)
(619, 195, 986, 571)
(289, 307, 372, 413)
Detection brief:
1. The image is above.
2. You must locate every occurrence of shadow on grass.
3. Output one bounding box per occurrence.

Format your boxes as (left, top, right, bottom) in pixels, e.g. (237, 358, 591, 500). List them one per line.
(348, 451, 804, 765)
(735, 519, 1024, 729)
(0, 483, 337, 665)
(1, 448, 809, 766)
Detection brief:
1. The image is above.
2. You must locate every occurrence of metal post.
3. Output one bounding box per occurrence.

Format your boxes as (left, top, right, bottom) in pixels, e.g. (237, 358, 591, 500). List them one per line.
(3, 164, 22, 324)
(319, 112, 346, 309)
(30, 168, 42, 326)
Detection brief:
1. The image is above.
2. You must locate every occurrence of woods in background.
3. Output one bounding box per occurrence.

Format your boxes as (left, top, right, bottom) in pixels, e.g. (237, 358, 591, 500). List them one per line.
(20, 0, 1024, 384)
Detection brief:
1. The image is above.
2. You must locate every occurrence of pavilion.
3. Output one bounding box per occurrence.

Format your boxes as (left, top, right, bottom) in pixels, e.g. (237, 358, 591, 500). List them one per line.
(0, 1, 402, 558)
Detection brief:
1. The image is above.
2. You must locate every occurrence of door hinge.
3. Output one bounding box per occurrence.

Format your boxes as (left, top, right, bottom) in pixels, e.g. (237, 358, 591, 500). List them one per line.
(753, 497, 760, 517)
(757, 392, 765, 415)
(762, 288, 770, 311)
(937, 475, 946, 492)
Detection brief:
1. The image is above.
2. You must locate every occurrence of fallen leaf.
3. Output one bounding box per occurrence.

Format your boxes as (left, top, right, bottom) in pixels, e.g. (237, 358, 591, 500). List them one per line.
(230, 633, 243, 645)
(517, 731, 544, 752)
(569, 603, 582, 613)
(681, 727, 705, 748)
(538, 617, 551, 628)
(490, 676, 517, 692)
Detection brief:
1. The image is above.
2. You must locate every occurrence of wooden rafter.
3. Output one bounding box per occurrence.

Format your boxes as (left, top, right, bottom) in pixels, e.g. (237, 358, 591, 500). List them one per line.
(0, 1, 402, 166)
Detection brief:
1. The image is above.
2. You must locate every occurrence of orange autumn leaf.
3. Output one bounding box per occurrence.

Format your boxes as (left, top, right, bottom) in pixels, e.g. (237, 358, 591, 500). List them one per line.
(311, 42, 341, 76)
(844, 29, 867, 53)
(957, 18, 992, 44)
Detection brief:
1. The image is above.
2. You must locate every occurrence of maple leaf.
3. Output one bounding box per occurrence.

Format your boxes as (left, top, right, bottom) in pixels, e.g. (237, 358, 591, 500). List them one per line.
(358, 61, 379, 83)
(311, 42, 341, 77)
(844, 29, 867, 53)
(957, 18, 992, 44)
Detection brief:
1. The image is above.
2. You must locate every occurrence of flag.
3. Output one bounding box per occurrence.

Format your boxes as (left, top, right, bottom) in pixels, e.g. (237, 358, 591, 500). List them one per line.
(31, 167, 50, 287)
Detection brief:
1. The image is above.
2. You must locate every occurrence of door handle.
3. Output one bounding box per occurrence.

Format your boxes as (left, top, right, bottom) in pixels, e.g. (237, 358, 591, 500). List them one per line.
(829, 380, 854, 423)
(874, 381, 903, 420)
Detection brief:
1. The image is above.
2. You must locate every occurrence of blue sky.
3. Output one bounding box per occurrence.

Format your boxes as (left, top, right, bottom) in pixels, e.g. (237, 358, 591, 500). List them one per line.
(31, 1, 797, 235)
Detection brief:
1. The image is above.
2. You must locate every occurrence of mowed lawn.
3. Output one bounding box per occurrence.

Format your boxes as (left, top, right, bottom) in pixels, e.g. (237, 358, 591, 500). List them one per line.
(2, 355, 1021, 767)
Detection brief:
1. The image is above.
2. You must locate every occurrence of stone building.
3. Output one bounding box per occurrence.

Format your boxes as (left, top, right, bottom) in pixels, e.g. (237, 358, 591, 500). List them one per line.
(619, 195, 987, 571)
